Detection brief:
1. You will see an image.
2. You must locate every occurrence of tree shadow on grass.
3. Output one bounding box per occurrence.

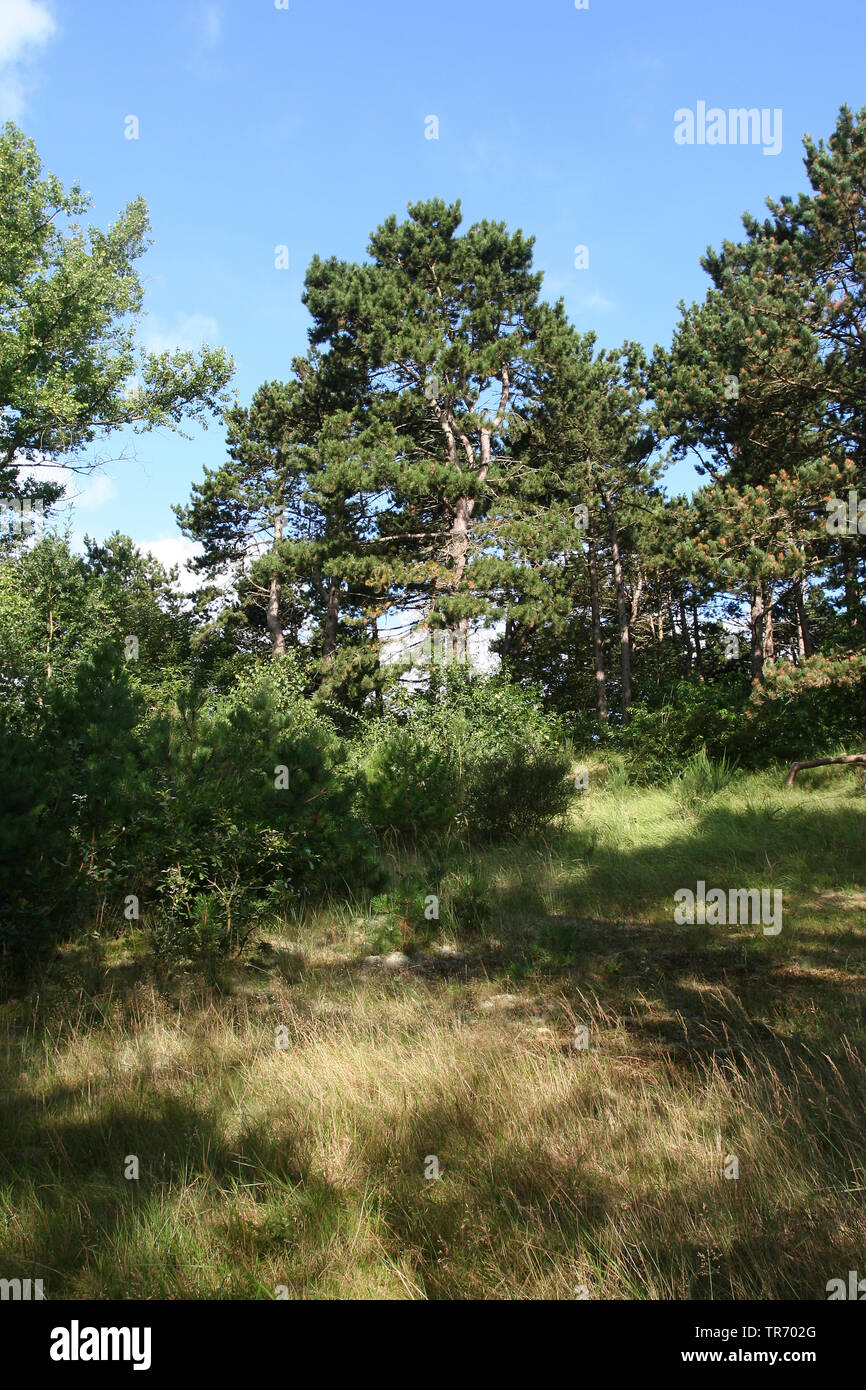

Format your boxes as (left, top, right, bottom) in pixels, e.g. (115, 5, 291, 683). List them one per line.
(0, 1078, 341, 1298)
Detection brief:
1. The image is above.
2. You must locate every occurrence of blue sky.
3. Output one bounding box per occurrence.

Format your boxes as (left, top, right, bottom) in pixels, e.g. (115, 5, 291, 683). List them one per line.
(4, 0, 865, 580)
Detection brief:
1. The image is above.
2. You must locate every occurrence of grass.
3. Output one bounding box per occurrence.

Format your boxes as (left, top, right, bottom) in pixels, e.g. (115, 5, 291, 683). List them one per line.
(2, 761, 866, 1299)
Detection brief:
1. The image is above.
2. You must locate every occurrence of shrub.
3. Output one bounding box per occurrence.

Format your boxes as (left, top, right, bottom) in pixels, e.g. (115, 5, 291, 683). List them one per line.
(145, 865, 261, 971)
(352, 724, 456, 843)
(367, 865, 490, 952)
(353, 669, 573, 846)
(369, 878, 439, 952)
(135, 660, 381, 960)
(0, 639, 142, 959)
(441, 870, 490, 934)
(673, 748, 737, 818)
(614, 671, 866, 782)
(615, 680, 747, 781)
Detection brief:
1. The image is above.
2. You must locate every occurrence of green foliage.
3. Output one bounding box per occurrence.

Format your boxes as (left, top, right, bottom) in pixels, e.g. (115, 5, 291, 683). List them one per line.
(600, 753, 630, 794)
(145, 867, 260, 972)
(0, 637, 141, 955)
(0, 556, 381, 963)
(612, 670, 865, 781)
(6, 110, 866, 976)
(367, 864, 489, 952)
(614, 681, 747, 780)
(673, 748, 737, 818)
(353, 722, 456, 842)
(353, 669, 573, 845)
(136, 660, 380, 964)
(440, 869, 490, 934)
(369, 879, 437, 952)
(0, 122, 232, 489)
(740, 675, 866, 765)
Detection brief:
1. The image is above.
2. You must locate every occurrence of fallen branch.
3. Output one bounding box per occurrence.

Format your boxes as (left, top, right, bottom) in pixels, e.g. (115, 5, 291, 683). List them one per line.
(784, 754, 866, 788)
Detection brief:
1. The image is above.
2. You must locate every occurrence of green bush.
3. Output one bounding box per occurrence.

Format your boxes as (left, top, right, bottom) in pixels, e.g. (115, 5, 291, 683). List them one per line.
(0, 639, 142, 959)
(369, 878, 440, 952)
(352, 724, 457, 842)
(135, 660, 382, 961)
(615, 680, 747, 781)
(366, 866, 490, 951)
(614, 673, 865, 782)
(353, 668, 573, 846)
(673, 748, 737, 818)
(144, 865, 261, 970)
(441, 870, 490, 934)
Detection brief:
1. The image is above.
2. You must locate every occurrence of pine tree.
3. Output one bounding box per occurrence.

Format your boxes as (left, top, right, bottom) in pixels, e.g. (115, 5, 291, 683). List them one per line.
(301, 198, 544, 659)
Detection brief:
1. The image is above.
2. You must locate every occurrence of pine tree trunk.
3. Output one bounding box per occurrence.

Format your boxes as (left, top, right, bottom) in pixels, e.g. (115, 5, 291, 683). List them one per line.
(439, 369, 504, 666)
(502, 616, 532, 660)
(842, 541, 860, 629)
(691, 599, 705, 682)
(449, 498, 472, 662)
(792, 576, 811, 659)
(371, 613, 383, 714)
(602, 492, 631, 723)
(667, 595, 677, 652)
(762, 580, 775, 662)
(629, 565, 644, 667)
(323, 584, 339, 667)
(586, 518, 608, 723)
(678, 592, 692, 675)
(749, 587, 765, 683)
(266, 504, 286, 659)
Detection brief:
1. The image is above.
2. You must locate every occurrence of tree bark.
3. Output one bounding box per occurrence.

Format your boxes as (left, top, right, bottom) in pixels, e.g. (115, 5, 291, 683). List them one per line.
(450, 498, 470, 662)
(602, 491, 631, 723)
(266, 504, 286, 659)
(629, 565, 644, 667)
(371, 613, 384, 714)
(762, 580, 775, 662)
(502, 615, 533, 661)
(667, 596, 677, 653)
(439, 367, 507, 662)
(749, 586, 765, 683)
(691, 599, 705, 682)
(322, 583, 339, 667)
(784, 755, 866, 788)
(841, 540, 860, 629)
(586, 515, 608, 723)
(678, 591, 692, 676)
(792, 576, 811, 660)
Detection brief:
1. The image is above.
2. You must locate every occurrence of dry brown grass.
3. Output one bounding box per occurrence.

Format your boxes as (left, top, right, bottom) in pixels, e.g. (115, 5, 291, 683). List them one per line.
(2, 767, 865, 1299)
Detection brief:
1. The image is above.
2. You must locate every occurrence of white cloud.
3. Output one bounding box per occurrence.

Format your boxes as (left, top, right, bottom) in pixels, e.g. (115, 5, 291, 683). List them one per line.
(0, 0, 55, 120)
(141, 311, 220, 356)
(0, 0, 54, 63)
(72, 472, 117, 509)
(15, 460, 116, 511)
(542, 273, 570, 302)
(140, 536, 202, 592)
(541, 275, 615, 314)
(576, 288, 616, 314)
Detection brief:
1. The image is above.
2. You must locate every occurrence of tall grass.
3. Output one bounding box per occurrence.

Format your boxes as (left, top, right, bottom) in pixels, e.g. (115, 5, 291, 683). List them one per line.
(1, 765, 864, 1299)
